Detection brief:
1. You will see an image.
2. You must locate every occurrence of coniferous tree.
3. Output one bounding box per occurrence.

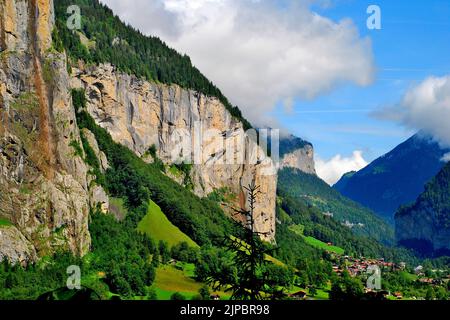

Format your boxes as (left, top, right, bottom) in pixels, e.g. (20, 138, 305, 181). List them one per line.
(206, 183, 275, 300)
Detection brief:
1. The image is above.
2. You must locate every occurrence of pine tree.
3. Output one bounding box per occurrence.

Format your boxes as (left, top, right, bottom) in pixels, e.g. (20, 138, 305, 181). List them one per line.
(209, 182, 273, 300)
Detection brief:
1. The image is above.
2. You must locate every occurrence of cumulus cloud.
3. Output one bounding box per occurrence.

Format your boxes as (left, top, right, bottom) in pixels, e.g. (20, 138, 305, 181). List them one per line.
(375, 75, 450, 148)
(100, 0, 375, 126)
(316, 150, 368, 185)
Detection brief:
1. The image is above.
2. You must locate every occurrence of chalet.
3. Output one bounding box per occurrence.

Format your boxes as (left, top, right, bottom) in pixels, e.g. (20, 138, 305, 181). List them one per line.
(289, 291, 307, 300)
(210, 294, 220, 301)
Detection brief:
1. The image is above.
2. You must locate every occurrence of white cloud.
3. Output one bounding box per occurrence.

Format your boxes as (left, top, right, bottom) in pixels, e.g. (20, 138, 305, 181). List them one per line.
(316, 150, 368, 185)
(100, 0, 375, 126)
(375, 75, 450, 148)
(442, 152, 450, 162)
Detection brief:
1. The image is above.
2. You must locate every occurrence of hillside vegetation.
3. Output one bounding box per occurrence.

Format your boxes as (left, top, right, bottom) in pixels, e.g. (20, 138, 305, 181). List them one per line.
(278, 168, 395, 244)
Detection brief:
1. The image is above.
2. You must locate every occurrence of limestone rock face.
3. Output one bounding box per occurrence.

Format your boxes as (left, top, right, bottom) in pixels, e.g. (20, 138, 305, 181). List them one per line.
(280, 144, 316, 175)
(0, 226, 37, 266)
(90, 184, 109, 214)
(0, 0, 94, 263)
(72, 63, 277, 242)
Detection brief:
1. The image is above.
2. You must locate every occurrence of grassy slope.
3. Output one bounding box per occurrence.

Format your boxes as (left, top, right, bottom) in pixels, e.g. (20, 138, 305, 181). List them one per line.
(288, 224, 345, 255)
(153, 265, 201, 299)
(138, 200, 199, 248)
(152, 264, 230, 300)
(303, 236, 345, 255)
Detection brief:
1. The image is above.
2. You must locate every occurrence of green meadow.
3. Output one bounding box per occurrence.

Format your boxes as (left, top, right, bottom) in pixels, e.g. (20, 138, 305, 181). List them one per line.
(138, 200, 199, 248)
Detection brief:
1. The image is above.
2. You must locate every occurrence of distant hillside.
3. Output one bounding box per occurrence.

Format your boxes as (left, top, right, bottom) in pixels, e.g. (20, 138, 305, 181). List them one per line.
(334, 133, 448, 222)
(278, 168, 395, 244)
(276, 191, 416, 264)
(396, 161, 450, 256)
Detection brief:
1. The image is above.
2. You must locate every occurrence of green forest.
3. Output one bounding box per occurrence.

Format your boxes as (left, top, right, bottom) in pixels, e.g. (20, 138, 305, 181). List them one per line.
(278, 168, 395, 244)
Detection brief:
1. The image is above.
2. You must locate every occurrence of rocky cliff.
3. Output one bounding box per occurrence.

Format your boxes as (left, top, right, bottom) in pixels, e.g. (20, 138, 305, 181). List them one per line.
(279, 134, 316, 174)
(395, 161, 450, 256)
(0, 0, 277, 262)
(71, 63, 277, 241)
(0, 0, 106, 264)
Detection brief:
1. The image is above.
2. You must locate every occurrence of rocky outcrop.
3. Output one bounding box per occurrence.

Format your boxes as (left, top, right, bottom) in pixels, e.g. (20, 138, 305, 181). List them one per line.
(0, 0, 97, 263)
(0, 226, 37, 266)
(280, 145, 316, 174)
(71, 63, 277, 241)
(279, 134, 316, 175)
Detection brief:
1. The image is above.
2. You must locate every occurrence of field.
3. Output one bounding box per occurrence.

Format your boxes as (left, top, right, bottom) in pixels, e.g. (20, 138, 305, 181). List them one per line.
(152, 263, 230, 300)
(289, 224, 345, 255)
(303, 236, 345, 255)
(138, 200, 199, 248)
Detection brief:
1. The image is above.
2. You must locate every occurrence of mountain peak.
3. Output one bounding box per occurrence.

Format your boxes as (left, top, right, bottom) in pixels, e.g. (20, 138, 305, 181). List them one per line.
(334, 133, 449, 222)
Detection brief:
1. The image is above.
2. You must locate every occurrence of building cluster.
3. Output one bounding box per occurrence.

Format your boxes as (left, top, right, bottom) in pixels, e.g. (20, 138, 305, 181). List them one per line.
(332, 256, 401, 276)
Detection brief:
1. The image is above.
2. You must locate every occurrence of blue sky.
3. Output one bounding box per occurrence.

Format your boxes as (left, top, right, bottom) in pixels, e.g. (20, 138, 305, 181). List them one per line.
(273, 0, 450, 161)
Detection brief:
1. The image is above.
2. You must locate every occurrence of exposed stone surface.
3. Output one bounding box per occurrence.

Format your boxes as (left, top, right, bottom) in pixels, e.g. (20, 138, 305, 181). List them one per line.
(72, 63, 277, 241)
(0, 0, 94, 263)
(0, 226, 37, 266)
(280, 144, 316, 175)
(1, 0, 276, 261)
(90, 184, 109, 214)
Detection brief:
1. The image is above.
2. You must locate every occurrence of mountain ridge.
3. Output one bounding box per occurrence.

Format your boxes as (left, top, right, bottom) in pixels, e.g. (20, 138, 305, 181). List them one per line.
(334, 133, 449, 222)
(395, 161, 450, 256)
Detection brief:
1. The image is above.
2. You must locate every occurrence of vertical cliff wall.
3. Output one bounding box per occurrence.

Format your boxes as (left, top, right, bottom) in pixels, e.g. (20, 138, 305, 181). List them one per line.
(0, 0, 101, 264)
(71, 63, 277, 241)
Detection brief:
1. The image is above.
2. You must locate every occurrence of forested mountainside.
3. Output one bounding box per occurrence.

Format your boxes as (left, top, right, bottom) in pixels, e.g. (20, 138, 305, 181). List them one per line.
(334, 133, 448, 223)
(396, 161, 450, 256)
(53, 0, 251, 130)
(276, 193, 416, 264)
(278, 168, 395, 244)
